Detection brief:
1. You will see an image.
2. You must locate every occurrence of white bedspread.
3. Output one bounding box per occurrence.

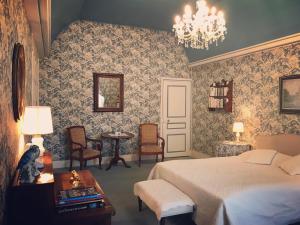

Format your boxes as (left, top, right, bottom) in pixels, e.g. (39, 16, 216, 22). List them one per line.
(148, 157, 300, 225)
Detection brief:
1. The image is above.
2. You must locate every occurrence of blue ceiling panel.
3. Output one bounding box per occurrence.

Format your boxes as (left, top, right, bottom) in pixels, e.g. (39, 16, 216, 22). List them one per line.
(52, 0, 300, 62)
(52, 0, 85, 41)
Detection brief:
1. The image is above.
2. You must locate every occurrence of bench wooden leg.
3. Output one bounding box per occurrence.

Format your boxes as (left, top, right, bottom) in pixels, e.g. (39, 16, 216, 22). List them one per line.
(138, 155, 141, 167)
(138, 197, 142, 212)
(159, 218, 166, 225)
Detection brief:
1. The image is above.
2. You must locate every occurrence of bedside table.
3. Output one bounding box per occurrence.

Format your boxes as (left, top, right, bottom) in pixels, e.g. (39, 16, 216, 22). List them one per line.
(215, 141, 251, 157)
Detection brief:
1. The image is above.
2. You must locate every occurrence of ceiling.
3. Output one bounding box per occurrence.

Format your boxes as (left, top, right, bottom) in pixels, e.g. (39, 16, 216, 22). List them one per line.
(52, 0, 300, 62)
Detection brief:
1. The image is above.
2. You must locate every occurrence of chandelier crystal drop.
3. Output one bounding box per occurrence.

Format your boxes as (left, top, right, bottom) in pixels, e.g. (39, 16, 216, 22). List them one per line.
(173, 0, 227, 50)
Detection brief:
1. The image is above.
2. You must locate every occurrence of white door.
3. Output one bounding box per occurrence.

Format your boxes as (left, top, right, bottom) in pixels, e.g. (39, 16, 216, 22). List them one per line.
(161, 78, 191, 157)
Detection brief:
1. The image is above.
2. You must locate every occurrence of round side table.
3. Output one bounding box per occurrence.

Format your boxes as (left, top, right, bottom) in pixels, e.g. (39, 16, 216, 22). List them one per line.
(215, 141, 251, 157)
(101, 132, 134, 170)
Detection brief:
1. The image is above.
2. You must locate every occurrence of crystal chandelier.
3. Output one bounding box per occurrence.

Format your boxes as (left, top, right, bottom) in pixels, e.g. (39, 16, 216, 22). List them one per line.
(173, 0, 227, 49)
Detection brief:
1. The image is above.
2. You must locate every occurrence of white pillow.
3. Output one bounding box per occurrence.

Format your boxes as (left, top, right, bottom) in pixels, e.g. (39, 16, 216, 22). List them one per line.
(271, 152, 291, 167)
(238, 150, 252, 160)
(244, 149, 277, 165)
(279, 154, 300, 175)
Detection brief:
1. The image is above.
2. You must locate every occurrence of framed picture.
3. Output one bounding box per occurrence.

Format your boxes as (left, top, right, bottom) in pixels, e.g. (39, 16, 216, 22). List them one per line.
(279, 75, 300, 114)
(12, 43, 26, 121)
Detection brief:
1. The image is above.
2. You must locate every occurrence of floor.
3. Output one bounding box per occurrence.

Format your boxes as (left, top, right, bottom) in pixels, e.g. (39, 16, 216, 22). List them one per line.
(56, 159, 196, 225)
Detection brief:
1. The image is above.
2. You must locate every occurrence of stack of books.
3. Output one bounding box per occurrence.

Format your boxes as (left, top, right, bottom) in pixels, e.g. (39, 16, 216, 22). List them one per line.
(56, 187, 105, 214)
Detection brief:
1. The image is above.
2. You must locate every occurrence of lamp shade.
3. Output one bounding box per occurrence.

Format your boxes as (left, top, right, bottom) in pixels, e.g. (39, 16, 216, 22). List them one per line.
(22, 106, 53, 135)
(233, 122, 244, 133)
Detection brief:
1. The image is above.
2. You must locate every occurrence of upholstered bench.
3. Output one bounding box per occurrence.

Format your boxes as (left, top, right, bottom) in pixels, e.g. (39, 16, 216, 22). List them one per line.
(134, 179, 194, 225)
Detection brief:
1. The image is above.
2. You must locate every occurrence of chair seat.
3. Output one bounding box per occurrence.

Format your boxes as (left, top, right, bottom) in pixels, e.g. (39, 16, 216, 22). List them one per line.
(72, 148, 100, 159)
(141, 145, 162, 153)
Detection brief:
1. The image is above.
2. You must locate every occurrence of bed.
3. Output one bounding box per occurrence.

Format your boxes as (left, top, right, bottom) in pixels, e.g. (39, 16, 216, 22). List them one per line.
(148, 134, 300, 225)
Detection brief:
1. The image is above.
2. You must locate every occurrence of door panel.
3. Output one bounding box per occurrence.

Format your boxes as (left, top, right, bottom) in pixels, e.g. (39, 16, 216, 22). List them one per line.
(167, 123, 186, 129)
(162, 79, 191, 157)
(167, 86, 186, 117)
(167, 134, 186, 153)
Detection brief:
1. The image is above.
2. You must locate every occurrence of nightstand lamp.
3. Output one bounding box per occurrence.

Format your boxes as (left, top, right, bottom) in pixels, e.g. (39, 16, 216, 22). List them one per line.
(233, 122, 244, 142)
(22, 106, 53, 156)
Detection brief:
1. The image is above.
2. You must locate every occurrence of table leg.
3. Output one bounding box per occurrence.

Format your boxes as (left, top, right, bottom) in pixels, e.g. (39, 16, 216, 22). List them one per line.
(106, 139, 131, 170)
(119, 157, 131, 168)
(106, 157, 117, 171)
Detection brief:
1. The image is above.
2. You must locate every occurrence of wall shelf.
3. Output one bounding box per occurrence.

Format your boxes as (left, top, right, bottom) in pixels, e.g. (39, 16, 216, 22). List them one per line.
(208, 79, 233, 112)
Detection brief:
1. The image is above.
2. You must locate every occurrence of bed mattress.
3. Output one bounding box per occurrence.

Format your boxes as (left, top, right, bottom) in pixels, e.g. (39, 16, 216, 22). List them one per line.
(148, 157, 300, 225)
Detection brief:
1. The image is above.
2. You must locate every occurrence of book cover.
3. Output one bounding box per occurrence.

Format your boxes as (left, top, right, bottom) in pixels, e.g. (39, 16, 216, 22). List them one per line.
(57, 196, 103, 205)
(56, 200, 105, 214)
(56, 198, 105, 208)
(58, 187, 102, 200)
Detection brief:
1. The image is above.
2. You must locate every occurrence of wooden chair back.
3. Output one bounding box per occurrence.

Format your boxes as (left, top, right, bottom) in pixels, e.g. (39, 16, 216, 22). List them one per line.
(67, 126, 87, 150)
(139, 123, 158, 145)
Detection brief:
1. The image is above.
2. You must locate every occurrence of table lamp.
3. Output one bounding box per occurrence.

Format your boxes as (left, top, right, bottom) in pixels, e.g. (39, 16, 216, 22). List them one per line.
(233, 122, 244, 142)
(22, 106, 53, 155)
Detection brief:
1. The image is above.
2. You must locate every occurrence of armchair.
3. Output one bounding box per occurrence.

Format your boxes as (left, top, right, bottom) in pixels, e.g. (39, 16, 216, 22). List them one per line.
(138, 123, 165, 167)
(67, 126, 102, 170)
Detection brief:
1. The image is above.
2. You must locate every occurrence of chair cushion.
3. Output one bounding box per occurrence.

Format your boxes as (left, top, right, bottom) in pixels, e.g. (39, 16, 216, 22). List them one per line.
(72, 148, 100, 159)
(141, 145, 162, 153)
(134, 179, 194, 220)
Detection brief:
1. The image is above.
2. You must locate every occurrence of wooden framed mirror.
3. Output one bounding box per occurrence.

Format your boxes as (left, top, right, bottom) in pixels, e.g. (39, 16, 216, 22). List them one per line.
(12, 43, 26, 121)
(93, 73, 124, 112)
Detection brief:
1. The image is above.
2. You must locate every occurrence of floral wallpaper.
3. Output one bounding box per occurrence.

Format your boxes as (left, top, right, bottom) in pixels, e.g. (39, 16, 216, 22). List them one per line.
(0, 0, 39, 223)
(40, 21, 190, 160)
(192, 42, 300, 155)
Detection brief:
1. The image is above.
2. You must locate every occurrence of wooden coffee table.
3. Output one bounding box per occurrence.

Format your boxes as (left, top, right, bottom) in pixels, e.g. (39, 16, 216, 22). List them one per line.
(53, 170, 115, 225)
(101, 132, 134, 170)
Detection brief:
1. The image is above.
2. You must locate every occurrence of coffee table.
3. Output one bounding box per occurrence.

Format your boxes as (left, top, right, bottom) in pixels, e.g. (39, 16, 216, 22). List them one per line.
(54, 170, 115, 225)
(101, 132, 134, 170)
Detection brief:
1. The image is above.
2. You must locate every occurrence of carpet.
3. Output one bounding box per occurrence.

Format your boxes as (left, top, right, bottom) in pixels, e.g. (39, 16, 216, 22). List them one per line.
(56, 159, 196, 225)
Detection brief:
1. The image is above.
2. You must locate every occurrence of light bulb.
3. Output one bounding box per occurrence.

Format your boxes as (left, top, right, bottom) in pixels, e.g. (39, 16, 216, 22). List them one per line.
(184, 5, 192, 16)
(218, 11, 224, 18)
(211, 7, 216, 15)
(197, 0, 205, 10)
(175, 15, 181, 24)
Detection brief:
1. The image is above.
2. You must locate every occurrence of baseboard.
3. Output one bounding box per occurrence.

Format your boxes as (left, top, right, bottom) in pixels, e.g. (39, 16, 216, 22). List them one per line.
(53, 151, 210, 169)
(52, 154, 160, 169)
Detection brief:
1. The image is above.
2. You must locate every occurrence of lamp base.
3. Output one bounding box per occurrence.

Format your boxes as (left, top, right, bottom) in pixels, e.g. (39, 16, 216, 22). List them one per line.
(31, 134, 45, 156)
(235, 132, 241, 142)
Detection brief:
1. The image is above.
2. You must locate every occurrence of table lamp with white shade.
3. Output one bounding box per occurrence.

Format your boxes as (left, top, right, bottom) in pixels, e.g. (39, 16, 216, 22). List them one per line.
(22, 106, 53, 155)
(233, 122, 244, 142)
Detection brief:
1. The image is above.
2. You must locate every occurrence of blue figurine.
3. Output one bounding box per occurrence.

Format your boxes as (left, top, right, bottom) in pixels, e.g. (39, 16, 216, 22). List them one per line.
(17, 145, 43, 184)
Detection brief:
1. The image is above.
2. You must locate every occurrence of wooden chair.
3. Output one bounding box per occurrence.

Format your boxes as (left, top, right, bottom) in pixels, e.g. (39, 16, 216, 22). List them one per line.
(67, 126, 102, 171)
(138, 123, 165, 167)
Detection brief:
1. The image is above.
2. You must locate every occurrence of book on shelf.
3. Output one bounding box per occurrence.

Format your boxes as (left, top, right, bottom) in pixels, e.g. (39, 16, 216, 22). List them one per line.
(209, 97, 224, 108)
